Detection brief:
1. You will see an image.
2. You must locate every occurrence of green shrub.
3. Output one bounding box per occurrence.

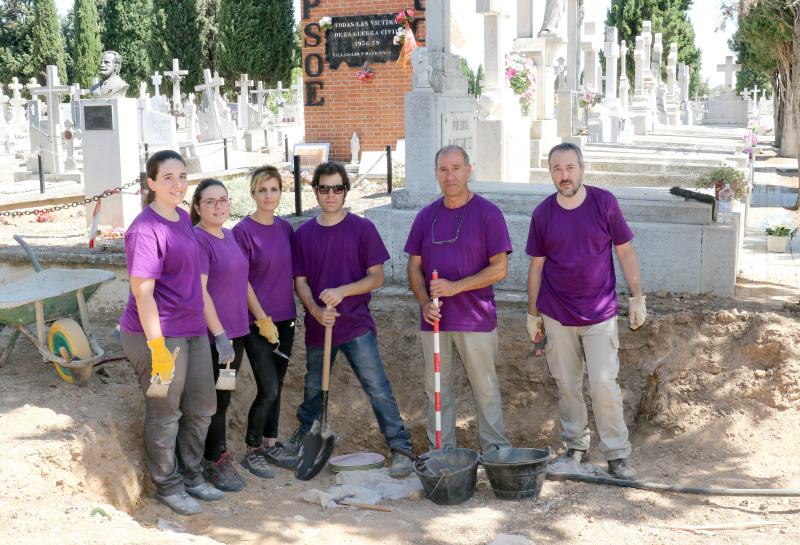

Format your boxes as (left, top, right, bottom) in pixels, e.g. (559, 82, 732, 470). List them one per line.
(696, 166, 747, 200)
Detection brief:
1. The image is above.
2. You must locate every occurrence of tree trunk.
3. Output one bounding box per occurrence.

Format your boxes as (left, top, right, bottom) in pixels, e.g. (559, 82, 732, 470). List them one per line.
(772, 76, 782, 150)
(792, 10, 800, 210)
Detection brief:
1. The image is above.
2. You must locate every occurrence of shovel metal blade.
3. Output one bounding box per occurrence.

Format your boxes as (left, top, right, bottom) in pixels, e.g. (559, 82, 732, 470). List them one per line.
(294, 419, 338, 481)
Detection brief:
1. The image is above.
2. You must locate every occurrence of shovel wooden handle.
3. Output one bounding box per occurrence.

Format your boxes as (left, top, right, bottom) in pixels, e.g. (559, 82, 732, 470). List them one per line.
(321, 305, 333, 392)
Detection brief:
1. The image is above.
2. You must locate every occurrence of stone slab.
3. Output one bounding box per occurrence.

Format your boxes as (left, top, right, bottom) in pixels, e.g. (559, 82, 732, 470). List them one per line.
(12, 172, 83, 183)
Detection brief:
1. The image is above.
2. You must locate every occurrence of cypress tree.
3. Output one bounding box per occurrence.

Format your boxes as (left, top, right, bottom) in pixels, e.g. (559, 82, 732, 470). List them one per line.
(199, 0, 221, 76)
(30, 0, 67, 82)
(218, 0, 294, 86)
(102, 0, 151, 92)
(606, 0, 702, 96)
(151, 0, 204, 87)
(0, 0, 35, 84)
(73, 0, 103, 88)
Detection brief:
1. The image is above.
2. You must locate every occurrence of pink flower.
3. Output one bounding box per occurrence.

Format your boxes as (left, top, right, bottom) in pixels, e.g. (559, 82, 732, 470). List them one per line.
(506, 67, 517, 78)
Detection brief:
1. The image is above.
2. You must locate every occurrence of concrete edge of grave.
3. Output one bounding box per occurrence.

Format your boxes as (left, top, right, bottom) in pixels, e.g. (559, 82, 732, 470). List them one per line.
(390, 184, 713, 225)
(0, 243, 126, 267)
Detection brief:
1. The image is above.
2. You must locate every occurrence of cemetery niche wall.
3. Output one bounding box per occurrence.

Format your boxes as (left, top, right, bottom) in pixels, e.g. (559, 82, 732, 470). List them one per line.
(301, 0, 425, 161)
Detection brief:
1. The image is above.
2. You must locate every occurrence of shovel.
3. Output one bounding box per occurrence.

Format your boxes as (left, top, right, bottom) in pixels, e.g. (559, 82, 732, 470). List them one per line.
(295, 309, 338, 480)
(215, 358, 236, 390)
(145, 346, 180, 399)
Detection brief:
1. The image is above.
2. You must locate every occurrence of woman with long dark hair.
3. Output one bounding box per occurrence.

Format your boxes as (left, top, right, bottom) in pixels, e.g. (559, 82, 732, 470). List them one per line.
(233, 166, 297, 474)
(119, 151, 222, 515)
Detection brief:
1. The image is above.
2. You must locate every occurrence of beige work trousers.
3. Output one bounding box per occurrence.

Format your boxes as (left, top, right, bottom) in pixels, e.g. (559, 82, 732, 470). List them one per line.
(421, 329, 511, 451)
(542, 314, 631, 460)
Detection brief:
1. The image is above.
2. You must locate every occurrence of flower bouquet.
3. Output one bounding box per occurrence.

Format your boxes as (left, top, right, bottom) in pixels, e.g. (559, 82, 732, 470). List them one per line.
(578, 91, 603, 108)
(761, 212, 797, 252)
(319, 16, 332, 31)
(356, 65, 376, 83)
(394, 8, 418, 66)
(505, 53, 537, 115)
(742, 128, 758, 159)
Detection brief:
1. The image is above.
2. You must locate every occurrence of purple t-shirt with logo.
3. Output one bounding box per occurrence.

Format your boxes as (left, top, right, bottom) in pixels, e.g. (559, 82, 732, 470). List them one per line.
(195, 227, 250, 339)
(233, 216, 296, 322)
(404, 194, 513, 332)
(120, 206, 206, 337)
(293, 213, 389, 347)
(526, 185, 634, 326)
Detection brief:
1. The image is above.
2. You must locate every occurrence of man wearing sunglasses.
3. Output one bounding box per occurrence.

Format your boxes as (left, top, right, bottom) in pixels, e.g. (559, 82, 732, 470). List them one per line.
(405, 145, 513, 453)
(285, 161, 414, 477)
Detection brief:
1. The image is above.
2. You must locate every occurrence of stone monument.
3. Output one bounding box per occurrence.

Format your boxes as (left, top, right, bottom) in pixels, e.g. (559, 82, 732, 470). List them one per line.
(88, 51, 129, 98)
(705, 56, 747, 125)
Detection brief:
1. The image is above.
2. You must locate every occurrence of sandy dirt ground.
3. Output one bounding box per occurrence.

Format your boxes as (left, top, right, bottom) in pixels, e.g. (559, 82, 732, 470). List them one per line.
(1, 189, 800, 545)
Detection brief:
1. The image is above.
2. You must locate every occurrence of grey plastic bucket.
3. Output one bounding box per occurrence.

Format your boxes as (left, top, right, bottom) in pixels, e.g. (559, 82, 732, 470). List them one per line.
(413, 448, 480, 505)
(481, 447, 551, 500)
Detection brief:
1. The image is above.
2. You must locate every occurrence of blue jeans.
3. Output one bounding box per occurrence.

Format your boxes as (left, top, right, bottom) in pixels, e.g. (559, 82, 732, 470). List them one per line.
(296, 331, 412, 454)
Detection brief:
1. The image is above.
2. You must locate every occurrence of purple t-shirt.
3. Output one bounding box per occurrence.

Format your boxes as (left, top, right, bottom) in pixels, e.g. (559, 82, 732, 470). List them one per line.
(404, 194, 513, 332)
(526, 185, 634, 326)
(293, 213, 389, 347)
(195, 227, 250, 339)
(233, 216, 296, 322)
(120, 206, 206, 337)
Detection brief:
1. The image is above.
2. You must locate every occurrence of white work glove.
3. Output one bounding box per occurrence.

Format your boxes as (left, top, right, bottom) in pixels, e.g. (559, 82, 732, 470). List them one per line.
(526, 313, 544, 343)
(628, 296, 647, 330)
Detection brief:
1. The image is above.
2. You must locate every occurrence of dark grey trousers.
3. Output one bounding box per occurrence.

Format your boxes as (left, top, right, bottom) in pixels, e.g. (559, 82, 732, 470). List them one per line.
(121, 332, 216, 496)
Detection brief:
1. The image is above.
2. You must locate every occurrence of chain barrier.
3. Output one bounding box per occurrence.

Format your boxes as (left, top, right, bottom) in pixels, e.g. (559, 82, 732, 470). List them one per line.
(0, 178, 142, 218)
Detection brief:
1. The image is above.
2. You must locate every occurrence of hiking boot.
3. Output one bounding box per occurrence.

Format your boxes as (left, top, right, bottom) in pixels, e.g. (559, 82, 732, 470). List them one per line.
(156, 491, 202, 515)
(559, 448, 588, 463)
(607, 458, 637, 481)
(203, 452, 246, 492)
(283, 428, 306, 457)
(262, 442, 298, 470)
(242, 447, 275, 478)
(388, 451, 413, 478)
(185, 481, 224, 502)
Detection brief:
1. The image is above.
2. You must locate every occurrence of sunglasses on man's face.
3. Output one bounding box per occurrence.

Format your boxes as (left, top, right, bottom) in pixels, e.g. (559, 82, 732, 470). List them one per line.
(316, 184, 346, 195)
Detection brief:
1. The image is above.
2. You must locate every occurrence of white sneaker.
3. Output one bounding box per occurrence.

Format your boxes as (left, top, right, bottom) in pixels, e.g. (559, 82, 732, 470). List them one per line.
(156, 491, 202, 515)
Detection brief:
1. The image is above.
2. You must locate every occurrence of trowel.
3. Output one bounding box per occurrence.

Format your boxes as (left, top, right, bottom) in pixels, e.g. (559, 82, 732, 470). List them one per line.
(216, 359, 236, 390)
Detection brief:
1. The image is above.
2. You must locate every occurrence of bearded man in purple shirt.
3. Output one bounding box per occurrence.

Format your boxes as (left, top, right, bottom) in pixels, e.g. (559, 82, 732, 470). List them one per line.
(526, 142, 647, 481)
(282, 162, 414, 478)
(405, 145, 513, 452)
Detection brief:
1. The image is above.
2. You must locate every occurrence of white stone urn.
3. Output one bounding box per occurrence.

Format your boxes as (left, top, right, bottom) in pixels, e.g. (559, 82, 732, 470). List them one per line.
(766, 235, 789, 253)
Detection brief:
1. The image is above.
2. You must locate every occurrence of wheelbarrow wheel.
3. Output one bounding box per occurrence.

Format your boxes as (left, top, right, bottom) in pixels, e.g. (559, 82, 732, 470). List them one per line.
(48, 319, 92, 386)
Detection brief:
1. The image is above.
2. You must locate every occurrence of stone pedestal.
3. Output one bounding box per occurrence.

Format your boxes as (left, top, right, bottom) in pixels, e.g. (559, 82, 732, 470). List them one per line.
(244, 129, 266, 152)
(81, 98, 141, 229)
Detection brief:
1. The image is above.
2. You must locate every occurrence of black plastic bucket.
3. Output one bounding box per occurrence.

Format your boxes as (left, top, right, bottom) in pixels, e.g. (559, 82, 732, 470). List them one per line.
(413, 448, 480, 505)
(481, 447, 551, 500)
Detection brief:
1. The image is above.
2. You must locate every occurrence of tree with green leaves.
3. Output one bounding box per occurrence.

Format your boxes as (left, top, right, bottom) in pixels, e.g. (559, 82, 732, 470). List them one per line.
(199, 0, 221, 76)
(217, 0, 295, 86)
(606, 0, 702, 97)
(73, 0, 104, 88)
(0, 0, 35, 84)
(151, 0, 204, 87)
(102, 0, 152, 92)
(30, 0, 67, 82)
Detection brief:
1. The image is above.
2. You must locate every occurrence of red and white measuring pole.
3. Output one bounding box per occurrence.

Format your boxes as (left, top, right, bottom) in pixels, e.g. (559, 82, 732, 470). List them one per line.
(432, 269, 441, 449)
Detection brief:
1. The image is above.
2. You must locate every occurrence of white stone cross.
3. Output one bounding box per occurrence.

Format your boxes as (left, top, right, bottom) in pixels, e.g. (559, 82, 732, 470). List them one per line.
(250, 80, 270, 123)
(8, 77, 24, 98)
(151, 71, 163, 97)
(716, 55, 741, 90)
(425, 0, 451, 52)
(740, 87, 749, 102)
(164, 58, 189, 115)
(195, 68, 225, 137)
(235, 73, 254, 130)
(26, 77, 40, 92)
(751, 85, 760, 103)
(28, 66, 71, 127)
(604, 27, 620, 102)
(63, 118, 77, 170)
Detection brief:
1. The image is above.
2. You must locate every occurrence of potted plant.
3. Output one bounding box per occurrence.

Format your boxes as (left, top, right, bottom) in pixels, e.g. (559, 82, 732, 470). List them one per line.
(696, 166, 747, 201)
(761, 213, 797, 253)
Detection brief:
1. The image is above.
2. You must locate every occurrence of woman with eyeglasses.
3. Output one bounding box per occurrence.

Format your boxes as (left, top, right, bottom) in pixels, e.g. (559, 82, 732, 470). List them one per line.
(232, 166, 298, 476)
(119, 150, 222, 516)
(190, 178, 251, 492)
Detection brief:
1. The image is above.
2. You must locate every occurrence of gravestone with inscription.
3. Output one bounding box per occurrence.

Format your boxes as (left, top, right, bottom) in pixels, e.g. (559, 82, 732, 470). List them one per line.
(325, 14, 401, 68)
(81, 97, 140, 228)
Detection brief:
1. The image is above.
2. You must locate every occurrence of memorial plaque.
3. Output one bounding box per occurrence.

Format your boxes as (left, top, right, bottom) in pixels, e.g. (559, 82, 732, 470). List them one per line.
(441, 113, 476, 159)
(293, 143, 330, 171)
(84, 105, 114, 130)
(325, 13, 401, 69)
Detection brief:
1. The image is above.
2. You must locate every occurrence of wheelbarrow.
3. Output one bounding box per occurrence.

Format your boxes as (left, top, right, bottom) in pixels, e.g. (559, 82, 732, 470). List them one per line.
(0, 235, 115, 385)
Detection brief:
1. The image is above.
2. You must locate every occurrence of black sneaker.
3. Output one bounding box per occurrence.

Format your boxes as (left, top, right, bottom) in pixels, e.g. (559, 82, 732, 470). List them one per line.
(607, 458, 637, 481)
(388, 451, 413, 478)
(241, 447, 275, 478)
(262, 442, 298, 470)
(559, 448, 588, 463)
(283, 428, 306, 457)
(203, 451, 246, 492)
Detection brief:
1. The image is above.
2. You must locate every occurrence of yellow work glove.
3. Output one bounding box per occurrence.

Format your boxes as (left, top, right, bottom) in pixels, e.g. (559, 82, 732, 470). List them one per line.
(629, 296, 647, 330)
(255, 317, 279, 344)
(146, 336, 176, 384)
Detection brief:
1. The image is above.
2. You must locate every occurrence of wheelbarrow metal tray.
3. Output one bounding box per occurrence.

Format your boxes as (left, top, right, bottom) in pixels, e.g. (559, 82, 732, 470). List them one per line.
(0, 269, 115, 326)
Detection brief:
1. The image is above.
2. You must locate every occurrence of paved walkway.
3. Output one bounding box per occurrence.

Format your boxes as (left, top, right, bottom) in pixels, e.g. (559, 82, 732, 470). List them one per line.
(735, 157, 800, 306)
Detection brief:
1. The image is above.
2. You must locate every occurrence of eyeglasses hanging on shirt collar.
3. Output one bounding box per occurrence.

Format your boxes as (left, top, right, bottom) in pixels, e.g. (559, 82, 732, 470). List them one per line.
(432, 199, 467, 245)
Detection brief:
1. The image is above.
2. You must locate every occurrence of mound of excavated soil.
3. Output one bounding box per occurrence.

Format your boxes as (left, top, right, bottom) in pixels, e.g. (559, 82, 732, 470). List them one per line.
(2, 297, 800, 544)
